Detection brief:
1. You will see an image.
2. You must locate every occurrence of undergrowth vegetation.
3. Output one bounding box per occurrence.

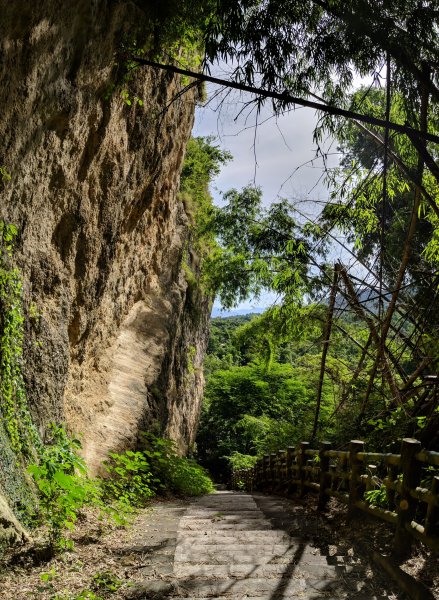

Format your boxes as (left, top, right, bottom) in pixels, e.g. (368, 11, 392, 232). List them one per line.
(28, 425, 100, 551)
(102, 434, 213, 511)
(0, 175, 43, 529)
(0, 218, 40, 458)
(27, 426, 213, 554)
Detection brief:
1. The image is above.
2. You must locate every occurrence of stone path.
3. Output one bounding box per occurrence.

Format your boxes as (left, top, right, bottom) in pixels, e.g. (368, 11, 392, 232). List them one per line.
(129, 491, 399, 599)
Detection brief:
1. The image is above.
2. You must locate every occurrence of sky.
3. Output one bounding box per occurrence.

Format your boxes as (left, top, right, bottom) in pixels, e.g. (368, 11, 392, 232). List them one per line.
(193, 86, 339, 207)
(191, 81, 343, 314)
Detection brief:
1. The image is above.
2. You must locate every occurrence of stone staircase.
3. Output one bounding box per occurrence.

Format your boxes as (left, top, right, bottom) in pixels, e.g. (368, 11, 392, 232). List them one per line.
(129, 491, 400, 599)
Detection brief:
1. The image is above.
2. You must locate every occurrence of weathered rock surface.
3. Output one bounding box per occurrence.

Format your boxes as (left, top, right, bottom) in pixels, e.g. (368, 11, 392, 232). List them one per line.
(0, 0, 209, 527)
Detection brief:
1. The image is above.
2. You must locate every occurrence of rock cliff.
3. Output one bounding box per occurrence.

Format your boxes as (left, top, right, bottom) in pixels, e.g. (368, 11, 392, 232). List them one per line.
(0, 0, 210, 529)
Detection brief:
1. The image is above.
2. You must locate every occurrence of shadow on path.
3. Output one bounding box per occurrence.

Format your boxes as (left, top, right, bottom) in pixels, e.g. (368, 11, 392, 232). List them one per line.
(123, 492, 405, 599)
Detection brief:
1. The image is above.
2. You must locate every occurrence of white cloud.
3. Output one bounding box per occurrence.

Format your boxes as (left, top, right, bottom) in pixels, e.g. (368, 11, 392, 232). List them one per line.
(193, 85, 339, 214)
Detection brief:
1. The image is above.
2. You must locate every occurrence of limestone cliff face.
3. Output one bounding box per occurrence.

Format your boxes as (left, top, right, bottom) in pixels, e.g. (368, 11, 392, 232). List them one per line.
(0, 0, 210, 488)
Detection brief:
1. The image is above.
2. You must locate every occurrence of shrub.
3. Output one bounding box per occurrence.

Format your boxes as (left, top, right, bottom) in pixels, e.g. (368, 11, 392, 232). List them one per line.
(28, 426, 211, 552)
(101, 450, 155, 510)
(101, 435, 213, 506)
(165, 457, 214, 496)
(364, 485, 388, 508)
(141, 434, 214, 496)
(28, 424, 100, 551)
(228, 451, 258, 471)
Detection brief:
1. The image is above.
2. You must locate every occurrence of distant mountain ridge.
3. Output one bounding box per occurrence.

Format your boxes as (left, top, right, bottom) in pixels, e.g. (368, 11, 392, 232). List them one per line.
(211, 306, 267, 318)
(211, 285, 392, 319)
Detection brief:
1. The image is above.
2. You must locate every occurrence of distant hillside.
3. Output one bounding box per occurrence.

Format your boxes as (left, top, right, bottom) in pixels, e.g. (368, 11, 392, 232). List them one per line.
(207, 314, 256, 357)
(211, 306, 266, 318)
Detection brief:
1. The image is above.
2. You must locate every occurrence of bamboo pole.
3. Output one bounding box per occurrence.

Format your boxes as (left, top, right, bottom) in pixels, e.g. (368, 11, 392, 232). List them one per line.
(311, 264, 340, 440)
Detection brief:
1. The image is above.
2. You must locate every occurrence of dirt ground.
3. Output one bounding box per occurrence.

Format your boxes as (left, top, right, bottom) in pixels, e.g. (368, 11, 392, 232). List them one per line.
(0, 503, 170, 599)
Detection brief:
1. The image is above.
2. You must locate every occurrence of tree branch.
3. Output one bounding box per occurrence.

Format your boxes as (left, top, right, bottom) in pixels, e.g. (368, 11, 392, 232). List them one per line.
(130, 57, 439, 144)
(312, 0, 439, 105)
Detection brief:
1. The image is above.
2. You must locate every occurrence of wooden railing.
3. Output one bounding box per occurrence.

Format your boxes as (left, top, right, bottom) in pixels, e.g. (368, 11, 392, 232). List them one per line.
(231, 438, 439, 557)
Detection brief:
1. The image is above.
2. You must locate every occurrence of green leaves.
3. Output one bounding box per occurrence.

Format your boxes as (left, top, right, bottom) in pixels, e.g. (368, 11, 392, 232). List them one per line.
(179, 136, 231, 299)
(0, 218, 40, 457)
(198, 301, 384, 476)
(198, 358, 314, 468)
(92, 570, 122, 594)
(27, 424, 100, 551)
(140, 434, 214, 496)
(206, 186, 311, 309)
(101, 435, 213, 507)
(102, 450, 154, 510)
(364, 485, 388, 508)
(228, 451, 259, 470)
(205, 0, 439, 114)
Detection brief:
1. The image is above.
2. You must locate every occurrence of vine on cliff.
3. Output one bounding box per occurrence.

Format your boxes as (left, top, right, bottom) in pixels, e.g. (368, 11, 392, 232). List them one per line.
(179, 136, 232, 298)
(0, 172, 39, 458)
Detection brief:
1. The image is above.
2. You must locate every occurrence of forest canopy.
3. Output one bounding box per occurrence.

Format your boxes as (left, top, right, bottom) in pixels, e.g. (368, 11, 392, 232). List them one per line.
(138, 1, 439, 460)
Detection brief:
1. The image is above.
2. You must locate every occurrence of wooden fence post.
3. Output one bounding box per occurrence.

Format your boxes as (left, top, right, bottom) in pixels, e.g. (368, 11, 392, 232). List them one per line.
(270, 453, 277, 491)
(263, 455, 270, 490)
(253, 460, 259, 489)
(277, 450, 286, 491)
(348, 440, 365, 516)
(258, 458, 263, 487)
(276, 450, 281, 483)
(392, 438, 422, 559)
(255, 459, 262, 490)
(318, 441, 332, 510)
(286, 446, 295, 495)
(298, 442, 310, 497)
(425, 476, 439, 536)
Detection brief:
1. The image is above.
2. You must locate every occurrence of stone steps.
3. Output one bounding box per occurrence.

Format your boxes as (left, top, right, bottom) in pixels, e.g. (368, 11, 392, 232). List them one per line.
(128, 491, 399, 599)
(179, 522, 274, 531)
(174, 536, 317, 546)
(168, 597, 390, 600)
(173, 562, 355, 578)
(175, 542, 302, 553)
